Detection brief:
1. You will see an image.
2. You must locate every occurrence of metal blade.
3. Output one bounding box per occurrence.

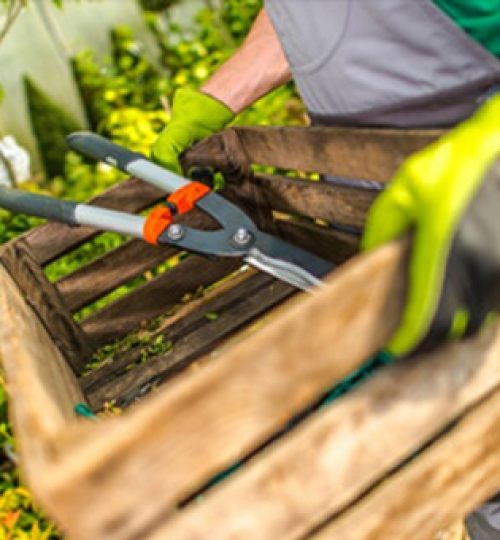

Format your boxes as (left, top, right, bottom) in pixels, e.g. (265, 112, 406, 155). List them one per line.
(246, 232, 335, 291)
(244, 250, 322, 291)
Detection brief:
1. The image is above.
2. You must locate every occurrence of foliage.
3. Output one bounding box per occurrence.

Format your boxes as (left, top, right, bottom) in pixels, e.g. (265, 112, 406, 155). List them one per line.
(0, 473, 59, 539)
(145, 0, 305, 126)
(138, 0, 180, 12)
(72, 25, 169, 131)
(0, 374, 12, 450)
(0, 373, 58, 538)
(24, 77, 81, 179)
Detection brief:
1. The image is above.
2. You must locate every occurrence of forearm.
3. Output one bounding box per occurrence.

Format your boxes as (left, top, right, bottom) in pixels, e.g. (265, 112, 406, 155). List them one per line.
(201, 8, 292, 114)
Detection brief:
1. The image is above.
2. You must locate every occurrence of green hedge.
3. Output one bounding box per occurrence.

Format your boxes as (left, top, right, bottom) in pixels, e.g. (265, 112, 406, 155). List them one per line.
(24, 77, 81, 179)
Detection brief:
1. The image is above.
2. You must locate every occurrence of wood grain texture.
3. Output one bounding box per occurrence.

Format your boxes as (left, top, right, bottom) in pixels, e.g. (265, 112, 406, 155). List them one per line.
(24, 178, 164, 265)
(56, 239, 177, 312)
(0, 265, 84, 486)
(40, 241, 407, 540)
(183, 126, 443, 182)
(80, 255, 242, 349)
(86, 275, 295, 409)
(234, 126, 443, 180)
(312, 374, 500, 540)
(153, 323, 500, 540)
(81, 270, 272, 393)
(270, 218, 359, 264)
(438, 523, 470, 540)
(0, 240, 91, 372)
(249, 173, 377, 228)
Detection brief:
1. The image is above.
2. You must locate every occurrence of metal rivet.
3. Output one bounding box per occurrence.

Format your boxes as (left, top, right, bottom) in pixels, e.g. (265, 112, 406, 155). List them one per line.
(167, 224, 184, 241)
(232, 228, 252, 246)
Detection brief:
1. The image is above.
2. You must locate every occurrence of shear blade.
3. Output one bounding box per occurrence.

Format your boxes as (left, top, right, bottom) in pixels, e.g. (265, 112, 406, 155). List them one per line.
(244, 250, 322, 291)
(245, 232, 335, 291)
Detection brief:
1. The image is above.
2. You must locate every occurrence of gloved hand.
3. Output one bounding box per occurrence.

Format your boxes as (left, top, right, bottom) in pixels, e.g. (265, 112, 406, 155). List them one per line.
(152, 88, 235, 174)
(361, 95, 500, 357)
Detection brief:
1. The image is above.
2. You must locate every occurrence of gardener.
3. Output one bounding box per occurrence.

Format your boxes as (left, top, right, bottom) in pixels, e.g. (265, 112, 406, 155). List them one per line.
(152, 2, 500, 174)
(152, 3, 500, 538)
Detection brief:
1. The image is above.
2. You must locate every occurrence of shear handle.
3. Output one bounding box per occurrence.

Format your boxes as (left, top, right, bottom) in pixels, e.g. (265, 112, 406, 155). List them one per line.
(67, 132, 191, 194)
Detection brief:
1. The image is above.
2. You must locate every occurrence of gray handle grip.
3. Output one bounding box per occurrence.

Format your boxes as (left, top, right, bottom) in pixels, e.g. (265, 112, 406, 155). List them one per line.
(67, 131, 190, 194)
(0, 187, 78, 225)
(67, 132, 144, 171)
(0, 187, 146, 239)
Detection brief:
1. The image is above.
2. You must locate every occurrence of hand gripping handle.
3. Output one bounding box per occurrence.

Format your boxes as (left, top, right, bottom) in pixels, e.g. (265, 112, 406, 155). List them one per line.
(66, 132, 191, 194)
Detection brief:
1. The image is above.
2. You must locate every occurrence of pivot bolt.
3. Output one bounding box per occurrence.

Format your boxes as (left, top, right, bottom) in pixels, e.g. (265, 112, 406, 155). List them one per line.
(167, 224, 185, 241)
(232, 227, 252, 246)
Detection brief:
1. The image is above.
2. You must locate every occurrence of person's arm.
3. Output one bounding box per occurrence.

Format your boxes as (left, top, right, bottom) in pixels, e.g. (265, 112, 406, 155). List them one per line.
(152, 8, 291, 173)
(202, 8, 292, 114)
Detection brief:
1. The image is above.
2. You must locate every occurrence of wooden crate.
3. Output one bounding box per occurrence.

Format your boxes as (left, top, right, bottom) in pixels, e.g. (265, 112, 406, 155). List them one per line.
(1, 125, 497, 540)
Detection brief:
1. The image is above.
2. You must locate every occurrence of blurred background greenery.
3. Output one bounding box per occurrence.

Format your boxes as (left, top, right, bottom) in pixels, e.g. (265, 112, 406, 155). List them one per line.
(0, 0, 306, 536)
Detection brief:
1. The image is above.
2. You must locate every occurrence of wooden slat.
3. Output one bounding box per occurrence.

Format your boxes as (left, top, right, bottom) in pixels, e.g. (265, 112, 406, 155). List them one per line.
(0, 240, 91, 372)
(24, 178, 164, 265)
(56, 240, 177, 312)
(153, 323, 500, 540)
(234, 126, 443, 180)
(270, 218, 359, 264)
(313, 380, 500, 540)
(86, 275, 294, 409)
(250, 173, 377, 228)
(39, 241, 408, 540)
(80, 255, 242, 349)
(81, 269, 270, 393)
(0, 265, 85, 485)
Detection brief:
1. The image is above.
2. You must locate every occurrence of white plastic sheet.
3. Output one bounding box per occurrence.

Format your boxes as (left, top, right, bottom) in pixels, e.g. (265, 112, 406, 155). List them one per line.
(0, 136, 31, 186)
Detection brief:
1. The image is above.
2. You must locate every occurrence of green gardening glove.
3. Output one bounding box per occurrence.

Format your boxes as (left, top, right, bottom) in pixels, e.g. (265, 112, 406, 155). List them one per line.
(152, 88, 235, 174)
(362, 95, 500, 357)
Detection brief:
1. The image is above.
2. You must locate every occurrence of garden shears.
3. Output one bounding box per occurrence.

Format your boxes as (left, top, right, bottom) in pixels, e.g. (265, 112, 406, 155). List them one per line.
(0, 132, 334, 291)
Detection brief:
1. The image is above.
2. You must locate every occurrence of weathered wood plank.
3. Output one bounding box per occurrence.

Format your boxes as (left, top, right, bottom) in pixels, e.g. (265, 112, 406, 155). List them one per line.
(270, 218, 359, 264)
(56, 240, 177, 312)
(87, 275, 294, 409)
(80, 255, 242, 349)
(250, 173, 377, 228)
(153, 323, 500, 540)
(0, 240, 91, 372)
(183, 126, 443, 183)
(41, 241, 407, 540)
(24, 178, 164, 265)
(81, 270, 270, 393)
(234, 126, 443, 180)
(312, 376, 500, 540)
(0, 265, 85, 476)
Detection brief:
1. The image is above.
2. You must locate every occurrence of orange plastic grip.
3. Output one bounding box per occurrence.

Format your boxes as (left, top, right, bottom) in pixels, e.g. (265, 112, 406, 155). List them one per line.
(143, 206, 173, 245)
(143, 181, 211, 245)
(168, 181, 211, 213)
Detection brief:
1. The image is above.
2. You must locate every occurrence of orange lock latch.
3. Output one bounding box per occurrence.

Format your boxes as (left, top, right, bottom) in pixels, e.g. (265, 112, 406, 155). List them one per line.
(143, 181, 211, 245)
